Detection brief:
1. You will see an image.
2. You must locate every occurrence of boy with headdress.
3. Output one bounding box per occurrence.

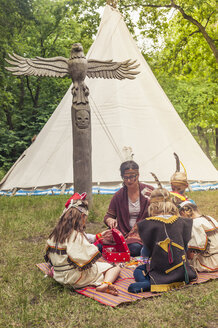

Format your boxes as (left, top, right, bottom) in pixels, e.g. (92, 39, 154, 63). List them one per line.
(170, 153, 192, 206)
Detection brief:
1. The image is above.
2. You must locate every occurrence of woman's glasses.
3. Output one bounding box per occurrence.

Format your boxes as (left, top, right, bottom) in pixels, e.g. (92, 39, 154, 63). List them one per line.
(123, 174, 137, 181)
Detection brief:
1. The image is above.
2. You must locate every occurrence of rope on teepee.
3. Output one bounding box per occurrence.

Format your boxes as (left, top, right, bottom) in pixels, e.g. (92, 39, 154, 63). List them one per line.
(90, 94, 124, 161)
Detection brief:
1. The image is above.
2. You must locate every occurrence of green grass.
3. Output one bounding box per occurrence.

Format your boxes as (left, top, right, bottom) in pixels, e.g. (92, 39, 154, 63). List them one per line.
(0, 192, 217, 328)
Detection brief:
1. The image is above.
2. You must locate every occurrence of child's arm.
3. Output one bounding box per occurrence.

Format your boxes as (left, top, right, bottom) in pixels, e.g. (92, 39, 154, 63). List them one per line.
(85, 233, 96, 243)
(85, 230, 111, 244)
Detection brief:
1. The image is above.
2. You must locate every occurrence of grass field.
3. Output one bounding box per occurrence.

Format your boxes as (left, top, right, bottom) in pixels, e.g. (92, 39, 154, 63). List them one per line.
(0, 191, 217, 328)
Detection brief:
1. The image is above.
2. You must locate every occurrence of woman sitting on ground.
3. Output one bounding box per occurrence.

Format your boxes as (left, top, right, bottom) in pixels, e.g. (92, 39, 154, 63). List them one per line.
(128, 187, 197, 293)
(44, 193, 121, 295)
(179, 201, 218, 272)
(103, 160, 154, 257)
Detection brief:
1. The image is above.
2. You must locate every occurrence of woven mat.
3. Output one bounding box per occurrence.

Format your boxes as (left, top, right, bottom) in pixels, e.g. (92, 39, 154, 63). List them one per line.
(36, 262, 218, 307)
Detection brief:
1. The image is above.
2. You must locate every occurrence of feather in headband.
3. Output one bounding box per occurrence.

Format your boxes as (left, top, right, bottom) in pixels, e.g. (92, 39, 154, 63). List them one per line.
(173, 152, 187, 177)
(150, 172, 162, 189)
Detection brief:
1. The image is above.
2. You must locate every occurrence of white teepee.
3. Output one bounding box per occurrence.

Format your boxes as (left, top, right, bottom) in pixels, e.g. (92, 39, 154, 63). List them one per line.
(1, 5, 217, 192)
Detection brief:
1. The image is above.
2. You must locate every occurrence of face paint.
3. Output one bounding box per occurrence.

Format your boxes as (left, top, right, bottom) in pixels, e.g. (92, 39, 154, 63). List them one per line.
(122, 169, 139, 186)
(123, 174, 137, 181)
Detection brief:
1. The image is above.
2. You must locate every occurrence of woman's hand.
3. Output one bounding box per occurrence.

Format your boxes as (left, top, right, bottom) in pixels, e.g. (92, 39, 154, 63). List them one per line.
(106, 217, 117, 229)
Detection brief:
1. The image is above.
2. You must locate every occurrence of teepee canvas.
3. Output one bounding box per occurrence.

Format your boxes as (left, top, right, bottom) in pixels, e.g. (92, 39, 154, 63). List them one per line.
(1, 5, 217, 193)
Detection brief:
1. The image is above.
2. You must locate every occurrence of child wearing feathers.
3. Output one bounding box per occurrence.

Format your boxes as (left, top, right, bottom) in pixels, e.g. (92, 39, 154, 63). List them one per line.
(179, 201, 218, 272)
(44, 193, 121, 295)
(128, 186, 197, 293)
(170, 153, 194, 207)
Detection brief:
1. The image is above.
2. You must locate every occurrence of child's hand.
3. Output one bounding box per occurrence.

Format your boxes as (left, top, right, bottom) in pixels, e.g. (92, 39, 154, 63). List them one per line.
(187, 249, 195, 260)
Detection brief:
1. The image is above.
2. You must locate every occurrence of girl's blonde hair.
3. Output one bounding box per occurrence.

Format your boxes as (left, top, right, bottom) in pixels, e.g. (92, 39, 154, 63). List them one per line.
(148, 188, 179, 217)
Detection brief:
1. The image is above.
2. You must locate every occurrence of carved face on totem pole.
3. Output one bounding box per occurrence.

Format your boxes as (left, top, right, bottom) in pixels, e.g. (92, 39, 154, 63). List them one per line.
(75, 110, 90, 129)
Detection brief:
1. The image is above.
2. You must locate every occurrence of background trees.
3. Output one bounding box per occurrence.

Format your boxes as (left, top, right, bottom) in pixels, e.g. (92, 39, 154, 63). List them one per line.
(0, 0, 102, 173)
(0, 0, 217, 177)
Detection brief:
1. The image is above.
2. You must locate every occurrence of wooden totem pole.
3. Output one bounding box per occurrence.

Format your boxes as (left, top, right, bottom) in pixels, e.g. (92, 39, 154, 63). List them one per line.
(5, 43, 139, 202)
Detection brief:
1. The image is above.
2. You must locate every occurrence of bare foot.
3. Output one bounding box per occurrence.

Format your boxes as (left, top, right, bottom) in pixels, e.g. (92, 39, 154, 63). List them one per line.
(96, 283, 118, 296)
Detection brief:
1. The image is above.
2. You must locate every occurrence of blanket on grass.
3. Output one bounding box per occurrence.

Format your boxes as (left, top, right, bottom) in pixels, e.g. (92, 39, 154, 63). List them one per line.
(36, 261, 218, 307)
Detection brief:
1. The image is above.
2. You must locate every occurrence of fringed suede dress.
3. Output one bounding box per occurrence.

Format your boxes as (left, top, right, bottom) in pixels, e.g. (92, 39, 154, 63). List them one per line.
(137, 215, 197, 292)
(45, 231, 113, 288)
(188, 215, 218, 272)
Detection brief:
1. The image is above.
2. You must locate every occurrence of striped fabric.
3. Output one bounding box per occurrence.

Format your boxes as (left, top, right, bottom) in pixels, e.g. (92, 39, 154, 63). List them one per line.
(1, 182, 218, 197)
(36, 262, 218, 307)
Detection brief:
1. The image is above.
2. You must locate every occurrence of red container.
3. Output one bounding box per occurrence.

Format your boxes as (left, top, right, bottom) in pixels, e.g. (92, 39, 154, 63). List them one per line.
(101, 229, 130, 262)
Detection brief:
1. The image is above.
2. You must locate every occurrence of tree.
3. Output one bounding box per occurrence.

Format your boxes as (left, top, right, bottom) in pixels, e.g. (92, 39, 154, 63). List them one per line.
(119, 0, 218, 62)
(155, 76, 218, 159)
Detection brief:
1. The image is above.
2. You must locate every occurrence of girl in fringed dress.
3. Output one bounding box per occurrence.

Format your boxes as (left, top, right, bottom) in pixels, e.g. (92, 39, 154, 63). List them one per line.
(128, 187, 197, 293)
(44, 193, 121, 295)
(179, 201, 218, 272)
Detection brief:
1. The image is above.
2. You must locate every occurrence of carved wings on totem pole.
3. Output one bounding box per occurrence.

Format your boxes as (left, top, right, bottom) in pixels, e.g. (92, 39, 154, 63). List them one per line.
(5, 43, 140, 104)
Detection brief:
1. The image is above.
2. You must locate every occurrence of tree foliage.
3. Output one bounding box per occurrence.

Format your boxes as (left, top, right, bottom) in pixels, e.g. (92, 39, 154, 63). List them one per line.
(0, 0, 101, 172)
(119, 0, 218, 62)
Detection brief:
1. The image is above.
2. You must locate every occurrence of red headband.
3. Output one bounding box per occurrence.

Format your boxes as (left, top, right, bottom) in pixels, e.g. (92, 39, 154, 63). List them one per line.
(65, 192, 87, 209)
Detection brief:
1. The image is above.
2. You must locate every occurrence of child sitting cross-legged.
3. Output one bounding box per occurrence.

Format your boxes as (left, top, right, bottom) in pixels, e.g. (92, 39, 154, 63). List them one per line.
(128, 186, 197, 293)
(179, 201, 218, 272)
(44, 193, 121, 295)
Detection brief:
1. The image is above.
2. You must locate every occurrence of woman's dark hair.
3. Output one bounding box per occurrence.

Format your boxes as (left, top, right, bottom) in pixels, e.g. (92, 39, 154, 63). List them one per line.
(120, 160, 139, 177)
(49, 200, 88, 243)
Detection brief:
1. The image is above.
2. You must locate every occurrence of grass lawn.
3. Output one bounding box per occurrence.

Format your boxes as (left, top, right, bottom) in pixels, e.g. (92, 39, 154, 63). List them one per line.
(0, 191, 217, 328)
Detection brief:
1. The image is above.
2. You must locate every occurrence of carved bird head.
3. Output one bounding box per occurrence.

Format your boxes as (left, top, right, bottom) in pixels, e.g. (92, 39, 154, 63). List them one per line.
(70, 43, 85, 59)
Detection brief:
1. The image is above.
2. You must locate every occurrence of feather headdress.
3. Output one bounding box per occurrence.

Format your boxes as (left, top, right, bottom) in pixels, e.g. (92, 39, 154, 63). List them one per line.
(173, 153, 187, 177)
(171, 154, 188, 188)
(150, 172, 162, 189)
(173, 153, 180, 172)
